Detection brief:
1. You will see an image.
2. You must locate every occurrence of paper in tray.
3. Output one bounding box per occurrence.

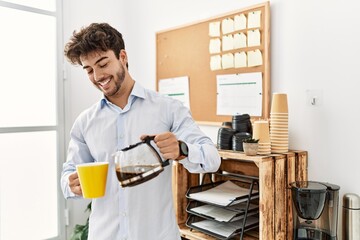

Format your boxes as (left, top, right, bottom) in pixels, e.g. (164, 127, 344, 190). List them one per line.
(190, 216, 259, 238)
(189, 203, 258, 222)
(188, 180, 258, 206)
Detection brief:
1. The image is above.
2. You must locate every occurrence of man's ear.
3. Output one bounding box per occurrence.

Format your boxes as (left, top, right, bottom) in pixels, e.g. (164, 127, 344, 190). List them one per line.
(119, 49, 127, 64)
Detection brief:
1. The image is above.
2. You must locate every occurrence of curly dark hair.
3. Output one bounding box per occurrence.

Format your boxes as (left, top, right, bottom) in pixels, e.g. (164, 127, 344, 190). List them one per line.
(64, 23, 127, 68)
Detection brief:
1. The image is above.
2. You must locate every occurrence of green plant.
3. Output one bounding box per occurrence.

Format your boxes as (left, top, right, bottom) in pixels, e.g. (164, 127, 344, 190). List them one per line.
(70, 202, 91, 240)
(242, 138, 259, 143)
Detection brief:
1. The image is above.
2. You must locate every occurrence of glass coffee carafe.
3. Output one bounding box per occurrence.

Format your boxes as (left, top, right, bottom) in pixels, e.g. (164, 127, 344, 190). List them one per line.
(113, 136, 169, 187)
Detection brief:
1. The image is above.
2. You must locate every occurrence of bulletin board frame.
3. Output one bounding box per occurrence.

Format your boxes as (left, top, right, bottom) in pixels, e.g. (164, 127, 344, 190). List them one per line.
(156, 2, 270, 125)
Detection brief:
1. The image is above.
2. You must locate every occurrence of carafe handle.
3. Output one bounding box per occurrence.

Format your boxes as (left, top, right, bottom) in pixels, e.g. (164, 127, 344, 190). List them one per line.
(143, 135, 170, 167)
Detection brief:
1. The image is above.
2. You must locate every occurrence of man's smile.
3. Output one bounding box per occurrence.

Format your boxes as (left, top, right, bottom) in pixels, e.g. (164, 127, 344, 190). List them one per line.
(98, 77, 111, 88)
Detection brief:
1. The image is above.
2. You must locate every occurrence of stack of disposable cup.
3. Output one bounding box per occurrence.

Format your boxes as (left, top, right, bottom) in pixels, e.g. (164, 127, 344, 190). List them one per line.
(253, 120, 271, 155)
(270, 93, 289, 153)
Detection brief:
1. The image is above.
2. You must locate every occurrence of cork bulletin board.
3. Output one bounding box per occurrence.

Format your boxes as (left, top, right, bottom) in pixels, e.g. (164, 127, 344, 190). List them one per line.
(156, 2, 270, 124)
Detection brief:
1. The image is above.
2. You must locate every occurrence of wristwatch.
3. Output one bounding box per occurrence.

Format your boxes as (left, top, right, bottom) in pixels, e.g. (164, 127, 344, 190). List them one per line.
(178, 140, 189, 157)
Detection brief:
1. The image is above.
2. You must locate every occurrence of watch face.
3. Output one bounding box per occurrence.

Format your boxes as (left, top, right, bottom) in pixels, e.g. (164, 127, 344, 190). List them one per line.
(180, 141, 188, 156)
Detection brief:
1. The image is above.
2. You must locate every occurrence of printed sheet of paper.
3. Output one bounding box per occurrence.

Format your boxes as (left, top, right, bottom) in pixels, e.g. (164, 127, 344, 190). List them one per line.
(248, 10, 261, 28)
(209, 21, 221, 37)
(216, 72, 262, 116)
(158, 76, 190, 109)
(234, 14, 247, 31)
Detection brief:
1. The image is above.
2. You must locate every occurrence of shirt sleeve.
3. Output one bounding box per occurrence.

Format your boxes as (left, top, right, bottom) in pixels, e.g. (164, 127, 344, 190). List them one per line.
(170, 101, 221, 173)
(60, 117, 94, 199)
(179, 143, 220, 173)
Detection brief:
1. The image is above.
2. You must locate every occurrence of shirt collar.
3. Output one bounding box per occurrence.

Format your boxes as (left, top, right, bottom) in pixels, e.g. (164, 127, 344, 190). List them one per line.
(100, 81, 146, 109)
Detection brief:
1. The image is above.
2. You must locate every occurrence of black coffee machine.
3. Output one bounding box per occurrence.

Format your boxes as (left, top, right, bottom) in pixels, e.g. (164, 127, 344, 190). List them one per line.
(290, 181, 340, 240)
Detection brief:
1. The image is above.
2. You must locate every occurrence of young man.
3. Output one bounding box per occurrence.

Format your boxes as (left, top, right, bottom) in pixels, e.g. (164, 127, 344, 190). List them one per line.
(61, 23, 221, 240)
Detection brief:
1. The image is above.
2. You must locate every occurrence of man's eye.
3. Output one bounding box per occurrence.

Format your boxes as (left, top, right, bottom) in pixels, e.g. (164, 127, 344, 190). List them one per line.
(87, 69, 93, 74)
(99, 63, 108, 68)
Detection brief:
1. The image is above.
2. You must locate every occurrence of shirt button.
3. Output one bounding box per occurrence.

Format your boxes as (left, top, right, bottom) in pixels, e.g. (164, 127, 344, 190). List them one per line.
(121, 212, 126, 217)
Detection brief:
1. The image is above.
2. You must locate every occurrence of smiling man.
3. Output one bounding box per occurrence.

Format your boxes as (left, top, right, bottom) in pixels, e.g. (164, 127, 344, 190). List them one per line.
(81, 49, 131, 109)
(61, 23, 221, 240)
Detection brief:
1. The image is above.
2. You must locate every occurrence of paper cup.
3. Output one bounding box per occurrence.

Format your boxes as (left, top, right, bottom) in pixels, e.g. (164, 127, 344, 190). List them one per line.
(253, 120, 270, 143)
(270, 115, 289, 119)
(258, 142, 271, 146)
(271, 136, 289, 141)
(271, 93, 288, 113)
(270, 123, 288, 127)
(270, 112, 289, 116)
(76, 162, 109, 198)
(271, 140, 289, 144)
(270, 118, 289, 123)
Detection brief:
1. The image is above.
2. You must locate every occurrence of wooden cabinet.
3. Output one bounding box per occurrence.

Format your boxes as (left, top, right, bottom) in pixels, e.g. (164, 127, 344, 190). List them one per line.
(172, 150, 308, 240)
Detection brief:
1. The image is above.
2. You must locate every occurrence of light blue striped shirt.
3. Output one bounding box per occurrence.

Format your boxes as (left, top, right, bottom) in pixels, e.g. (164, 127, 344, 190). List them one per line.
(61, 82, 220, 240)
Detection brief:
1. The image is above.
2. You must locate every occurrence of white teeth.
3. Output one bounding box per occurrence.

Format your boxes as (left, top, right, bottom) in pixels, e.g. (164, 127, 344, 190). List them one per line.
(99, 78, 110, 86)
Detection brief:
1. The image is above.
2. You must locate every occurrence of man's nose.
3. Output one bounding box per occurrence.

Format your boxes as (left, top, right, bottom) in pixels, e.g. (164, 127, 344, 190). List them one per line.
(93, 69, 104, 81)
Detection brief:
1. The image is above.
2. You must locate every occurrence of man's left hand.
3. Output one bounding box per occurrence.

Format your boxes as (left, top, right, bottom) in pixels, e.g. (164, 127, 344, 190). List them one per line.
(141, 132, 180, 160)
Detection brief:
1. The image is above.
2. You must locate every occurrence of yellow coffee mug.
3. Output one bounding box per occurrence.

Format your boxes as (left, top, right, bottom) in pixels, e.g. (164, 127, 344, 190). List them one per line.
(76, 162, 109, 198)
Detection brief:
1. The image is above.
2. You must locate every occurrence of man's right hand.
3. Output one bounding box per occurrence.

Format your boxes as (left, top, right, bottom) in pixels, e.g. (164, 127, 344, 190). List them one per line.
(69, 172, 83, 196)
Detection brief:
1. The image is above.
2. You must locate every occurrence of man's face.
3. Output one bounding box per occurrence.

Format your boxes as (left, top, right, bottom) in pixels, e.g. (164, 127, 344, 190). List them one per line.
(80, 50, 126, 97)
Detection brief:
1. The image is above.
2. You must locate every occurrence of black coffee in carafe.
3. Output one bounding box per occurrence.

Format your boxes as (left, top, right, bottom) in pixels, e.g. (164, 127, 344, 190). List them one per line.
(115, 164, 163, 187)
(113, 136, 169, 187)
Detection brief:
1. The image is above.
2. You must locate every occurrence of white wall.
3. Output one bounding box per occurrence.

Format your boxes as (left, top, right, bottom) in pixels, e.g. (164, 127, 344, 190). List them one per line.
(63, 0, 360, 238)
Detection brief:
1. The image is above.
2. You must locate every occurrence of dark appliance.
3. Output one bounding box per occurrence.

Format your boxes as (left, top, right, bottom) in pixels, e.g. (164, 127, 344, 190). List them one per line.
(290, 181, 340, 240)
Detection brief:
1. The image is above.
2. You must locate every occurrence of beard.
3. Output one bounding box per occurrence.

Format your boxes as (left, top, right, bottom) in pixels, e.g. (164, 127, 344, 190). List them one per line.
(103, 64, 126, 97)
